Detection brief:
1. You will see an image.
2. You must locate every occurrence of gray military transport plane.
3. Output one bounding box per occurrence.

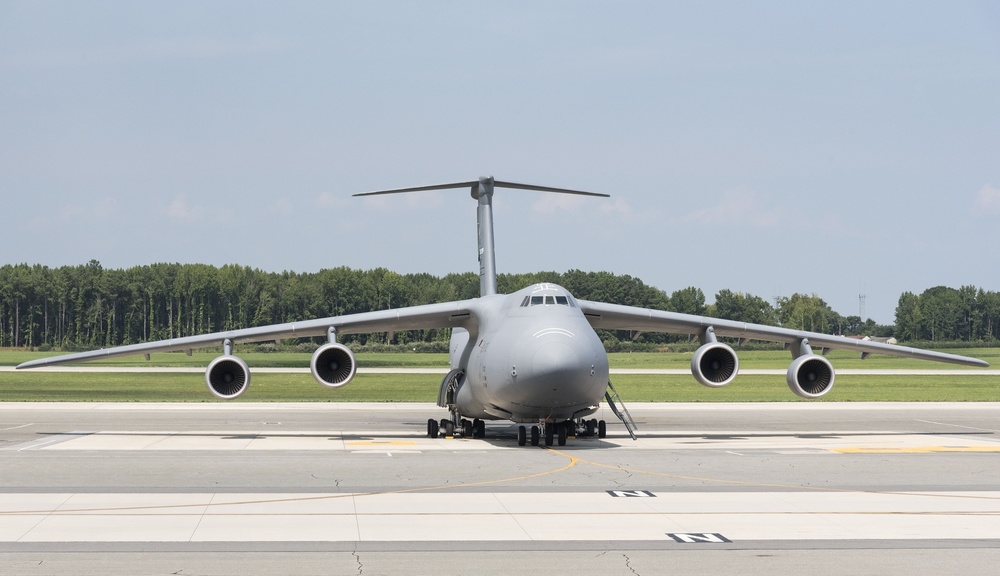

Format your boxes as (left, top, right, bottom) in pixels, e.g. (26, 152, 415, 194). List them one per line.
(18, 176, 990, 447)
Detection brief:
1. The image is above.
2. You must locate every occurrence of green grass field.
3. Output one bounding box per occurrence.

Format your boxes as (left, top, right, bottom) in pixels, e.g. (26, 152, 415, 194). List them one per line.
(1, 348, 996, 402)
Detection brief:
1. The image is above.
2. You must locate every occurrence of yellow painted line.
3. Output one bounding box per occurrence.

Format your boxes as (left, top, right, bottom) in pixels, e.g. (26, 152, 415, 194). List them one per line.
(345, 441, 417, 446)
(834, 446, 1000, 454)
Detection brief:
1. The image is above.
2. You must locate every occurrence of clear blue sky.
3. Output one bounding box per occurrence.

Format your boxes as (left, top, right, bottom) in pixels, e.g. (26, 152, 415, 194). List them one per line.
(2, 1, 998, 323)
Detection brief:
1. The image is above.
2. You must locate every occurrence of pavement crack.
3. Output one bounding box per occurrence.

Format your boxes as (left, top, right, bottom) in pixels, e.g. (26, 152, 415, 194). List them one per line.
(622, 552, 640, 576)
(353, 543, 363, 575)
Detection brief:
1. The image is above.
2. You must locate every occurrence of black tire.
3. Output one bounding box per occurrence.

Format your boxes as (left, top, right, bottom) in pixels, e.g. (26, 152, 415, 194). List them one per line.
(557, 423, 568, 446)
(585, 419, 596, 437)
(564, 420, 576, 438)
(462, 420, 473, 438)
(427, 418, 439, 439)
(474, 419, 485, 438)
(517, 425, 527, 447)
(443, 420, 454, 437)
(530, 425, 540, 446)
(544, 423, 554, 446)
(598, 420, 607, 438)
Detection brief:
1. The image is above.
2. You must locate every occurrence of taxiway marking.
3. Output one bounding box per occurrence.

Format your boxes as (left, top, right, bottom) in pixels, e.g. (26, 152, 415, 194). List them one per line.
(834, 446, 1000, 454)
(2, 491, 998, 543)
(0, 424, 32, 432)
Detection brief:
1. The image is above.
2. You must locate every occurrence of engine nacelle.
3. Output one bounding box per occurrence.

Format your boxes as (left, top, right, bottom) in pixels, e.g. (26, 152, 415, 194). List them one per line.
(206, 355, 251, 399)
(310, 343, 357, 388)
(787, 355, 835, 399)
(691, 342, 739, 388)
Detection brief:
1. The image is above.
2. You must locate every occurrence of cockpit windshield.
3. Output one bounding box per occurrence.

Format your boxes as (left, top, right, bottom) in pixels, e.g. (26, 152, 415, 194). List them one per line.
(520, 294, 572, 307)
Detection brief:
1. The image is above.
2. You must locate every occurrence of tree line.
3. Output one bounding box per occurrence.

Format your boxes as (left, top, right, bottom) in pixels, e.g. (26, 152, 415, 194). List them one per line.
(1, 261, 997, 351)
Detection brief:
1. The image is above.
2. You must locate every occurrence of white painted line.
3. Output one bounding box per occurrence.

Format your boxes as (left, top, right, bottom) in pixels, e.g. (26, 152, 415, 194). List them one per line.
(0, 423, 33, 432)
(12, 431, 92, 452)
(2, 491, 998, 543)
(915, 419, 999, 433)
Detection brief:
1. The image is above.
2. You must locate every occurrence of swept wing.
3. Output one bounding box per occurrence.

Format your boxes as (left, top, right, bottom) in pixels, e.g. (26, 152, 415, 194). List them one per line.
(17, 300, 478, 369)
(577, 299, 989, 367)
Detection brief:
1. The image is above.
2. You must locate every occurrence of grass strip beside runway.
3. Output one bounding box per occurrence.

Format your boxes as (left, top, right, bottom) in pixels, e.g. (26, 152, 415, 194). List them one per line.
(0, 371, 995, 402)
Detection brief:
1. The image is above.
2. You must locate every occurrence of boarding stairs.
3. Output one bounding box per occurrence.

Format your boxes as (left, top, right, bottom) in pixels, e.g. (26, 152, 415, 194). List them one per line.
(604, 380, 638, 440)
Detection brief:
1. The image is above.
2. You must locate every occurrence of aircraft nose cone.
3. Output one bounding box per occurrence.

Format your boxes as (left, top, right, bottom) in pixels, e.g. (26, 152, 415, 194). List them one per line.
(532, 341, 581, 381)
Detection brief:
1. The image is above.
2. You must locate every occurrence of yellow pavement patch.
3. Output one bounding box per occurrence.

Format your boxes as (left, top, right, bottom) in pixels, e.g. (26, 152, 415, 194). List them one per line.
(834, 446, 1000, 454)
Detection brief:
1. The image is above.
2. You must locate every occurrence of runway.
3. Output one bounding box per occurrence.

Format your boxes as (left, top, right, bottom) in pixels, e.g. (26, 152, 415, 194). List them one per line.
(1, 402, 998, 575)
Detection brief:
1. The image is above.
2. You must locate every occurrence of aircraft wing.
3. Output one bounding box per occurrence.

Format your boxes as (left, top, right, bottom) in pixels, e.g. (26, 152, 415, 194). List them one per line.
(16, 299, 479, 369)
(576, 300, 989, 368)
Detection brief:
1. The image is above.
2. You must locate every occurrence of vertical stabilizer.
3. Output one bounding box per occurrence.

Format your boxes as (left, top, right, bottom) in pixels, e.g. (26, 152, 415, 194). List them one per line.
(473, 177, 498, 297)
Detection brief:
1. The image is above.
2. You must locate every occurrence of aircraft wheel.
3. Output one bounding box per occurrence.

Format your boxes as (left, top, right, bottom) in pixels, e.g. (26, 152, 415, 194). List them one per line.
(462, 419, 473, 438)
(427, 419, 439, 439)
(557, 423, 568, 446)
(530, 425, 540, 446)
(474, 419, 485, 438)
(585, 419, 596, 437)
(443, 420, 455, 437)
(544, 423, 554, 446)
(598, 420, 607, 439)
(517, 425, 527, 447)
(564, 420, 576, 438)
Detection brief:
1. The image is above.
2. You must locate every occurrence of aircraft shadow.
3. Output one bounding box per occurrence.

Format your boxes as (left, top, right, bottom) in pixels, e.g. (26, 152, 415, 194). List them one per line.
(29, 427, 992, 451)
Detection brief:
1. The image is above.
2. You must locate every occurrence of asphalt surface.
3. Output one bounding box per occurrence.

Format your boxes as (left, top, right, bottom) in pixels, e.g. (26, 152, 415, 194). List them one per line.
(1, 402, 998, 575)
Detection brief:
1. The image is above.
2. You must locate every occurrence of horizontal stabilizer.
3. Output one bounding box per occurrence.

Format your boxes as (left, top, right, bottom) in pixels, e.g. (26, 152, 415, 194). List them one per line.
(354, 176, 609, 198)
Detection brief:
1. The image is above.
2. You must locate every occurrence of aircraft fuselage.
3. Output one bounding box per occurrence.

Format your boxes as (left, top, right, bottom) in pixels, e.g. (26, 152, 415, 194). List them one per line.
(449, 283, 610, 423)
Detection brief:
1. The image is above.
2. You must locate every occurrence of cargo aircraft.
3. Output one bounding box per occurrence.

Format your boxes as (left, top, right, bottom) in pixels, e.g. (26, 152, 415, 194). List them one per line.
(18, 177, 990, 446)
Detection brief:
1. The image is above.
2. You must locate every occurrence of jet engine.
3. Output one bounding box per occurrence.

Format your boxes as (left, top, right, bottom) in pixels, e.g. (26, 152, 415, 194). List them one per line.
(786, 355, 835, 398)
(691, 342, 739, 388)
(206, 355, 251, 399)
(310, 343, 357, 388)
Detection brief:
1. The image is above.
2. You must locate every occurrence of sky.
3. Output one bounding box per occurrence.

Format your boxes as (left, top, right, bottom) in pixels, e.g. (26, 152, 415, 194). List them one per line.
(2, 1, 999, 324)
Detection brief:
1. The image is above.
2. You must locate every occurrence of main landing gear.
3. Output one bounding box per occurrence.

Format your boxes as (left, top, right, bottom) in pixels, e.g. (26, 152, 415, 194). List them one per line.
(515, 419, 607, 447)
(426, 416, 608, 446)
(427, 417, 485, 439)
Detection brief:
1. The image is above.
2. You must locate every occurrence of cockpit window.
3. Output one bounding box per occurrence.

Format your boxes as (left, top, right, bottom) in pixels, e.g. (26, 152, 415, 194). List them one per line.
(521, 294, 573, 307)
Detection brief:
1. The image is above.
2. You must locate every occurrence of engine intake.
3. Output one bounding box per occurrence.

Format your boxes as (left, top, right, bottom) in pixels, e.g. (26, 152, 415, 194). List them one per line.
(787, 355, 835, 398)
(691, 342, 739, 388)
(206, 355, 251, 399)
(310, 343, 357, 388)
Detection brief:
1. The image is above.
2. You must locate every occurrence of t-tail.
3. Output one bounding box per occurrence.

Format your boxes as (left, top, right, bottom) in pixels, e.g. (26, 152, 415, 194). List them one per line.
(354, 176, 608, 297)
